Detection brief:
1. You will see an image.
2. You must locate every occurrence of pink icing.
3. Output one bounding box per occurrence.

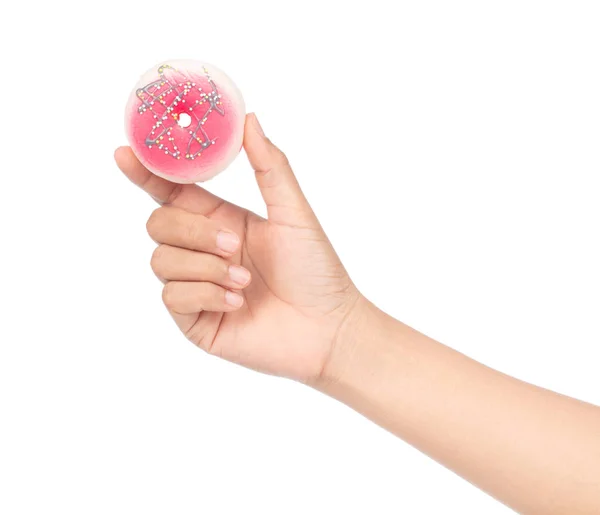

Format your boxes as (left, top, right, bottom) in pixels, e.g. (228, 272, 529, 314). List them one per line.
(126, 66, 239, 181)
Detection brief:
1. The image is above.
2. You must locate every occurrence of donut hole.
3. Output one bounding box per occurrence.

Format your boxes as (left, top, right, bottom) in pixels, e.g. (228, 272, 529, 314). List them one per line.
(177, 113, 192, 128)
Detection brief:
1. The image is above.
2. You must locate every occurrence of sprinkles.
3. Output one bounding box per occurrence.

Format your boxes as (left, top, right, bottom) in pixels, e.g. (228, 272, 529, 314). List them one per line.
(135, 64, 225, 160)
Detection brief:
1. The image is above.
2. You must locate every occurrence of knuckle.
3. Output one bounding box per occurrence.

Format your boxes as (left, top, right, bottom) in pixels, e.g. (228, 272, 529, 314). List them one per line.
(185, 215, 206, 244)
(206, 256, 228, 279)
(185, 219, 199, 242)
(146, 208, 163, 237)
(150, 245, 167, 274)
(271, 147, 290, 169)
(218, 260, 230, 279)
(161, 282, 177, 309)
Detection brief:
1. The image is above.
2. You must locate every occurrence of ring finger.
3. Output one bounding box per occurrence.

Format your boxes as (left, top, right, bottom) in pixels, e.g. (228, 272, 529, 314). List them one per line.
(151, 245, 252, 289)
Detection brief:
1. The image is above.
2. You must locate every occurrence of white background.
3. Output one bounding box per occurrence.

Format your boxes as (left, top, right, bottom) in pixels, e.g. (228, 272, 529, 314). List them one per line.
(1, 1, 599, 513)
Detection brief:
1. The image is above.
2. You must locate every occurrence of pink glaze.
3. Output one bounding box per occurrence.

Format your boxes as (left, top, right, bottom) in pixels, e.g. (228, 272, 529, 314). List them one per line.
(125, 61, 245, 184)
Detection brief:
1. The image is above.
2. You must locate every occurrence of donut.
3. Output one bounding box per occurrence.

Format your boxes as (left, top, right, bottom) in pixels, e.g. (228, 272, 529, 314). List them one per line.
(125, 60, 245, 184)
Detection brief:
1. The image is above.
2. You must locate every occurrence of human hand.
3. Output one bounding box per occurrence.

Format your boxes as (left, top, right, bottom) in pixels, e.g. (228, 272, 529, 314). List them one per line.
(116, 115, 600, 515)
(114, 114, 363, 384)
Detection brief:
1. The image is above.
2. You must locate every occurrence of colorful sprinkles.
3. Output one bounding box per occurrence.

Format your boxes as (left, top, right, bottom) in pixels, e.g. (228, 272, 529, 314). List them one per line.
(136, 64, 225, 160)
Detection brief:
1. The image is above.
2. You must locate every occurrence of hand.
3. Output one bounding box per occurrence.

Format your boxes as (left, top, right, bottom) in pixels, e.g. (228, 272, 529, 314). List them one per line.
(114, 114, 363, 384)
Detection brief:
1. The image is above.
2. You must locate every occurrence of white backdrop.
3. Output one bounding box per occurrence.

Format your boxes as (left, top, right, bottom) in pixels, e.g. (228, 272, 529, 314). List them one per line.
(1, 1, 599, 513)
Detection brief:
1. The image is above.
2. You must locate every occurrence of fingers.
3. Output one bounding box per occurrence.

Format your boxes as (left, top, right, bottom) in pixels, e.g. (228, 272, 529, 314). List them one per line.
(114, 146, 225, 215)
(151, 245, 251, 289)
(146, 208, 251, 316)
(162, 281, 244, 314)
(244, 113, 317, 227)
(144, 205, 250, 321)
(146, 206, 240, 257)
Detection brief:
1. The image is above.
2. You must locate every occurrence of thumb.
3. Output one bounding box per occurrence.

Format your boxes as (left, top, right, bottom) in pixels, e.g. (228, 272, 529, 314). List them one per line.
(244, 113, 316, 227)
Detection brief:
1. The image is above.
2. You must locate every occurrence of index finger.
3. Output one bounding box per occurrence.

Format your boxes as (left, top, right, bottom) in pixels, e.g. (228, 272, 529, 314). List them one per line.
(114, 146, 226, 215)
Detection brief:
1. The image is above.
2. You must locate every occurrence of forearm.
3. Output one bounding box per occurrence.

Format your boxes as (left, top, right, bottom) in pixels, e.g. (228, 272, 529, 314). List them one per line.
(319, 299, 600, 515)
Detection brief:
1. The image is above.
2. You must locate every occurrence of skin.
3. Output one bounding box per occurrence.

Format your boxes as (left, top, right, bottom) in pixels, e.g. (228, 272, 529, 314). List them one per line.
(115, 113, 600, 515)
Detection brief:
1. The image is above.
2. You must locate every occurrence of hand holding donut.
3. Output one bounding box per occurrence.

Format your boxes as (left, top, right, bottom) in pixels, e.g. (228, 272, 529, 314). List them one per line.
(114, 114, 363, 384)
(115, 59, 600, 515)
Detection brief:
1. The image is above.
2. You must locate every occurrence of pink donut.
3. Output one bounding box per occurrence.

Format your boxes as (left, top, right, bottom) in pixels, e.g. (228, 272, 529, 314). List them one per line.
(125, 60, 246, 184)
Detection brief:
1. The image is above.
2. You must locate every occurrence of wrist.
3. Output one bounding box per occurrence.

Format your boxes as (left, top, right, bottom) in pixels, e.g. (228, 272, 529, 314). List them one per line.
(314, 295, 397, 392)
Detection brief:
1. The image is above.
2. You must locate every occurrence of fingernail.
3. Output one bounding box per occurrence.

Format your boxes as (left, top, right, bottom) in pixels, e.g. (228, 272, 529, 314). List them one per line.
(253, 114, 265, 137)
(216, 231, 240, 253)
(229, 265, 251, 286)
(225, 290, 244, 308)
